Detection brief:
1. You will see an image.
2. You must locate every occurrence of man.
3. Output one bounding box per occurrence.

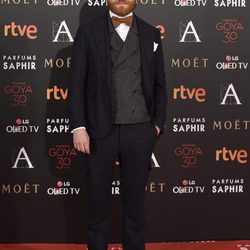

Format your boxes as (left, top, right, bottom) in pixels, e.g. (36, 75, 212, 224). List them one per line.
(68, 0, 168, 249)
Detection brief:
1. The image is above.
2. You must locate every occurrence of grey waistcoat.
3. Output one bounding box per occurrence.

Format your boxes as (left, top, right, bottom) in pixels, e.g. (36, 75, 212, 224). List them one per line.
(108, 13, 151, 124)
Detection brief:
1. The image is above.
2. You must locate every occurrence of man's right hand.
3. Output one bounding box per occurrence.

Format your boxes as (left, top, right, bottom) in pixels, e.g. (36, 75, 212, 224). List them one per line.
(73, 129, 90, 154)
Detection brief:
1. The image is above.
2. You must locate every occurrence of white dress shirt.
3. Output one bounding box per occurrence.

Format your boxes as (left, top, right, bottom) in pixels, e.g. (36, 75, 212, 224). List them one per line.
(71, 10, 133, 134)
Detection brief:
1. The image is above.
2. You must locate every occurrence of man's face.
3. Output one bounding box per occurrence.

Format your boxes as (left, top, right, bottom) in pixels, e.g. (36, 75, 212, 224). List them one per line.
(107, 0, 136, 17)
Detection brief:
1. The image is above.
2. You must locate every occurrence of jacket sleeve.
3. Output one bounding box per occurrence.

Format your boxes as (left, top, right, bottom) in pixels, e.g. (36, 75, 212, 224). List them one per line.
(152, 28, 168, 136)
(68, 24, 88, 132)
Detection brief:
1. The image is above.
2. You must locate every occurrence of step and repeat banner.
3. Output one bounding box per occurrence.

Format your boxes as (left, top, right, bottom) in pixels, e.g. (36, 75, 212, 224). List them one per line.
(0, 0, 250, 245)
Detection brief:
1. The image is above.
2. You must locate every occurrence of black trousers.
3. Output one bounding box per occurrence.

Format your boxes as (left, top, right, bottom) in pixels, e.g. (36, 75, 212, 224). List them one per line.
(85, 121, 158, 250)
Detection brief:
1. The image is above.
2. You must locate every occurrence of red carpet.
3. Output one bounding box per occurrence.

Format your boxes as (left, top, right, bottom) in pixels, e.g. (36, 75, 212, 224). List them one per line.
(0, 241, 250, 250)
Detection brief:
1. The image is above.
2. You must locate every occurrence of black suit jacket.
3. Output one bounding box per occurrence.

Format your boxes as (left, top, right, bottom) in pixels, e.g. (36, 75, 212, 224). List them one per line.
(68, 9, 168, 139)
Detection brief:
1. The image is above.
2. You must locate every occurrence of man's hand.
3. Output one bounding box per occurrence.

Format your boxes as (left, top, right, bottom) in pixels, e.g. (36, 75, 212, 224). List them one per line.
(73, 129, 90, 154)
(155, 125, 160, 136)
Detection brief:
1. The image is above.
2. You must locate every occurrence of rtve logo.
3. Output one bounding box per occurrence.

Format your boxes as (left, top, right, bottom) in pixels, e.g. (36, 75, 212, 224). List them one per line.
(216, 147, 248, 164)
(173, 85, 206, 102)
(47, 85, 68, 101)
(3, 22, 37, 39)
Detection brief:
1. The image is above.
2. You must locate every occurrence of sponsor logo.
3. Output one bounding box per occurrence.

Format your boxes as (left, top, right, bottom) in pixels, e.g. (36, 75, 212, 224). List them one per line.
(46, 118, 69, 133)
(48, 145, 78, 169)
(4, 81, 33, 107)
(173, 180, 205, 194)
(216, 19, 243, 43)
(212, 179, 244, 193)
(47, 181, 80, 195)
(215, 147, 248, 164)
(175, 144, 203, 168)
(173, 117, 206, 133)
(6, 119, 39, 133)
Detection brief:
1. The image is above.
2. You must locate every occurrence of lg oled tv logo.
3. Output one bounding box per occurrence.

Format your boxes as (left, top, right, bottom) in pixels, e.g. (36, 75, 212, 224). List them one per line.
(47, 181, 80, 196)
(47, 0, 81, 6)
(174, 0, 207, 7)
(173, 179, 205, 194)
(216, 55, 248, 70)
(6, 119, 39, 133)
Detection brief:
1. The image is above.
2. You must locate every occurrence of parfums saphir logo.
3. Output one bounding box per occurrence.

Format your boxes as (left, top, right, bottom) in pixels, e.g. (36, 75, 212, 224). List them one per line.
(173, 117, 206, 133)
(214, 0, 246, 7)
(2, 54, 36, 70)
(46, 118, 69, 133)
(212, 179, 244, 194)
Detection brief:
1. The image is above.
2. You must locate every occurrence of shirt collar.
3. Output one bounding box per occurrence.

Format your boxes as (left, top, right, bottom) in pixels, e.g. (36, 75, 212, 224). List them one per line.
(109, 9, 133, 19)
(108, 9, 137, 36)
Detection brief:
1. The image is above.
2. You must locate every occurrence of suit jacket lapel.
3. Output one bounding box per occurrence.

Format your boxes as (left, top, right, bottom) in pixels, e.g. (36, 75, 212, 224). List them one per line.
(89, 9, 112, 95)
(134, 13, 154, 93)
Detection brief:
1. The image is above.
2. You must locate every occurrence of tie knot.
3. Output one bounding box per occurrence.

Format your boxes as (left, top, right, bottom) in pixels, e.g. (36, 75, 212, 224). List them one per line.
(111, 15, 133, 28)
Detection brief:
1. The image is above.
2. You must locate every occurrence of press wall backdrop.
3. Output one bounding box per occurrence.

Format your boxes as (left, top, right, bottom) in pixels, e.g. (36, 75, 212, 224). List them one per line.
(0, 0, 250, 245)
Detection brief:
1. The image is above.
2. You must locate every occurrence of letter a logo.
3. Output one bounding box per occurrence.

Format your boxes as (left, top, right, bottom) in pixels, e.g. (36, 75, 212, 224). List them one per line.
(179, 21, 201, 43)
(12, 147, 34, 168)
